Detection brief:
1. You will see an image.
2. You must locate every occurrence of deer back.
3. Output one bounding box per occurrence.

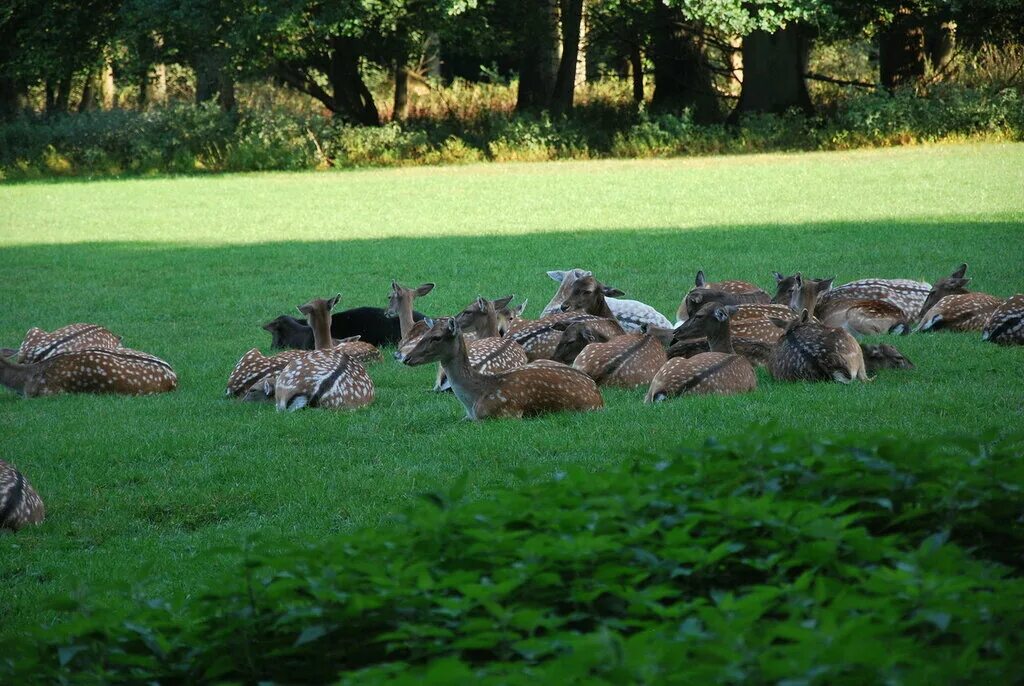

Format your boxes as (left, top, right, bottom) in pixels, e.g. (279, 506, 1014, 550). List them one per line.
(918, 293, 1003, 333)
(573, 334, 667, 388)
(226, 348, 306, 397)
(645, 352, 756, 402)
(32, 348, 177, 396)
(982, 294, 1024, 345)
(819, 299, 911, 337)
(0, 460, 45, 532)
(274, 350, 375, 411)
(767, 318, 867, 383)
(474, 361, 604, 418)
(17, 324, 122, 363)
(818, 278, 931, 320)
(506, 312, 603, 360)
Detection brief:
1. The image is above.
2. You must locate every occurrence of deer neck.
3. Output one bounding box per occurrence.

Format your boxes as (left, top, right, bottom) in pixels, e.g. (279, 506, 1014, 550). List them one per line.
(705, 322, 735, 354)
(397, 297, 416, 339)
(795, 286, 817, 315)
(590, 295, 616, 321)
(440, 335, 494, 414)
(476, 307, 500, 338)
(308, 310, 333, 350)
(0, 357, 33, 395)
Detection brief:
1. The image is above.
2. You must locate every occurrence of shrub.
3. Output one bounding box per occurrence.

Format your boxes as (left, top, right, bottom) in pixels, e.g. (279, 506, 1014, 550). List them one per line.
(3, 431, 1023, 684)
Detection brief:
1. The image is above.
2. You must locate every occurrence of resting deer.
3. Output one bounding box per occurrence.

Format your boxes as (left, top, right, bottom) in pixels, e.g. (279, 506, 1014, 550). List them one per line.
(767, 309, 868, 383)
(982, 294, 1024, 345)
(386, 281, 436, 360)
(667, 302, 782, 366)
(432, 296, 528, 391)
(645, 305, 757, 402)
(506, 312, 606, 361)
(404, 318, 603, 419)
(566, 329, 667, 388)
(815, 273, 931, 320)
(263, 306, 425, 350)
(0, 460, 45, 532)
(543, 268, 671, 331)
(675, 271, 770, 324)
(11, 323, 122, 363)
(0, 348, 177, 397)
(274, 295, 375, 411)
(773, 272, 909, 336)
(915, 264, 1003, 333)
(860, 343, 915, 372)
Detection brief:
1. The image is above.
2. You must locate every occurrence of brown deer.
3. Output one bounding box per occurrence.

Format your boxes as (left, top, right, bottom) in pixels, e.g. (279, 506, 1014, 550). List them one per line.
(815, 274, 931, 320)
(12, 323, 122, 363)
(386, 281, 436, 360)
(543, 268, 672, 330)
(432, 296, 528, 391)
(506, 311, 605, 361)
(982, 294, 1024, 345)
(274, 295, 375, 411)
(644, 307, 758, 402)
(558, 275, 629, 330)
(404, 318, 603, 419)
(767, 309, 868, 383)
(0, 348, 177, 397)
(569, 331, 667, 388)
(915, 264, 1003, 333)
(860, 343, 915, 372)
(669, 303, 781, 366)
(675, 270, 769, 324)
(773, 272, 909, 336)
(226, 348, 306, 398)
(0, 460, 45, 532)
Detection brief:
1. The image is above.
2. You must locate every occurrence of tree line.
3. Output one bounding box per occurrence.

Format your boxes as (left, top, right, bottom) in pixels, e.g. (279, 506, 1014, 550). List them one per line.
(1, 0, 1021, 125)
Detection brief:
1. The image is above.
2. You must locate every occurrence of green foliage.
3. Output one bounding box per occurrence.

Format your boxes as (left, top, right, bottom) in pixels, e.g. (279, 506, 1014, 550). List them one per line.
(2, 84, 1021, 179)
(3, 432, 1023, 683)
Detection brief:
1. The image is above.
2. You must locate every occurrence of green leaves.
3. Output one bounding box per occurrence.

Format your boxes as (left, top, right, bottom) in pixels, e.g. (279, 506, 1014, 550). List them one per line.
(5, 431, 1024, 684)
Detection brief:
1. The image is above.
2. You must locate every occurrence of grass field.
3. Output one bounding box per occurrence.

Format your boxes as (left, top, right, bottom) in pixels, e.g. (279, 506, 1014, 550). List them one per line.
(1, 143, 1023, 639)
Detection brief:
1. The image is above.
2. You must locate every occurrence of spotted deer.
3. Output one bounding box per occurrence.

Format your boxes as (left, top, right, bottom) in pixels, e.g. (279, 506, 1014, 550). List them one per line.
(767, 309, 868, 383)
(386, 281, 436, 361)
(226, 348, 306, 398)
(915, 264, 1003, 333)
(982, 294, 1024, 345)
(669, 303, 781, 366)
(0, 348, 177, 397)
(542, 269, 671, 331)
(274, 295, 375, 411)
(0, 460, 45, 532)
(432, 296, 528, 391)
(404, 318, 603, 419)
(558, 275, 631, 328)
(12, 323, 122, 363)
(860, 343, 915, 372)
(644, 306, 758, 402)
(675, 271, 770, 324)
(568, 331, 667, 388)
(773, 272, 909, 336)
(506, 311, 605, 360)
(816, 274, 931, 320)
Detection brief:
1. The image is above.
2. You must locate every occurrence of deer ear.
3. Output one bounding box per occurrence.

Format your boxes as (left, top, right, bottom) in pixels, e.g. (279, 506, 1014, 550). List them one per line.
(816, 277, 835, 292)
(416, 283, 435, 296)
(391, 279, 399, 290)
(547, 270, 567, 282)
(952, 263, 968, 278)
(794, 273, 803, 288)
(494, 295, 514, 310)
(773, 271, 784, 283)
(691, 292, 703, 304)
(602, 286, 625, 297)
(713, 307, 731, 322)
(950, 277, 971, 289)
(328, 293, 341, 310)
(475, 295, 487, 308)
(263, 379, 273, 395)
(297, 304, 312, 315)
(514, 299, 528, 315)
(799, 308, 810, 323)
(695, 270, 706, 287)
(445, 318, 458, 334)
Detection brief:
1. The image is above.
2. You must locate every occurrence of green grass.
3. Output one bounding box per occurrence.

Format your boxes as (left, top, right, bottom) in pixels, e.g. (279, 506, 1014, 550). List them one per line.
(1, 143, 1023, 639)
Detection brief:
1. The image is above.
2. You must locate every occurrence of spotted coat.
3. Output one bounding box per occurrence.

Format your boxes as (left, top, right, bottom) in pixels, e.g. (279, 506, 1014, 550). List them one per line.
(817, 278, 932, 320)
(767, 318, 867, 383)
(645, 353, 756, 402)
(6, 348, 177, 396)
(819, 299, 912, 336)
(982, 294, 1024, 345)
(434, 337, 528, 391)
(918, 293, 1004, 333)
(0, 460, 45, 532)
(274, 350, 375, 411)
(542, 268, 671, 331)
(15, 324, 122, 363)
(464, 361, 604, 419)
(573, 334, 667, 388)
(506, 312, 603, 361)
(226, 348, 307, 398)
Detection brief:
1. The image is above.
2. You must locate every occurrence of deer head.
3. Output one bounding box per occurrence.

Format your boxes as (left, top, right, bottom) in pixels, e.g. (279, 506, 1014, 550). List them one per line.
(297, 294, 340, 350)
(917, 263, 971, 320)
(551, 321, 613, 364)
(558, 275, 624, 319)
(769, 308, 813, 334)
(542, 268, 592, 316)
(673, 303, 739, 349)
(860, 343, 915, 372)
(771, 272, 834, 313)
(403, 317, 461, 367)
(455, 295, 514, 338)
(385, 281, 435, 318)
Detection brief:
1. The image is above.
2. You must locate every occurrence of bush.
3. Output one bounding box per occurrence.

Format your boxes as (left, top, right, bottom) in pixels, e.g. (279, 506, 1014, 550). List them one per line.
(4, 431, 1023, 684)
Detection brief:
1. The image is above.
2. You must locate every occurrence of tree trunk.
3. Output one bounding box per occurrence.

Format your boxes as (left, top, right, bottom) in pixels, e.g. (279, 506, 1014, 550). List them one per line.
(551, 0, 585, 115)
(629, 45, 644, 103)
(422, 33, 441, 80)
(196, 51, 236, 111)
(925, 19, 955, 75)
(328, 37, 380, 126)
(516, 0, 560, 112)
(393, 64, 409, 120)
(45, 81, 56, 112)
(144, 63, 167, 108)
(99, 61, 115, 110)
(78, 71, 96, 112)
(54, 73, 73, 113)
(0, 76, 18, 119)
(879, 6, 926, 90)
(729, 25, 812, 123)
(650, 3, 720, 123)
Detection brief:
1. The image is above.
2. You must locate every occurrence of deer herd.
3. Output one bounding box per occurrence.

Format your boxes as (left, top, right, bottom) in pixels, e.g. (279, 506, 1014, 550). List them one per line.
(1, 263, 1022, 531)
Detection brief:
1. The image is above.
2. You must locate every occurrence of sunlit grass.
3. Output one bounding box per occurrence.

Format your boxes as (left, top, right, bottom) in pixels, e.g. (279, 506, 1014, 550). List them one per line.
(1, 143, 1022, 638)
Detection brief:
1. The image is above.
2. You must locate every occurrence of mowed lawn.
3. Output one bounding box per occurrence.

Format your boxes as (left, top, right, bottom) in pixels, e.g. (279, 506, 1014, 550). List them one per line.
(1, 143, 1023, 638)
